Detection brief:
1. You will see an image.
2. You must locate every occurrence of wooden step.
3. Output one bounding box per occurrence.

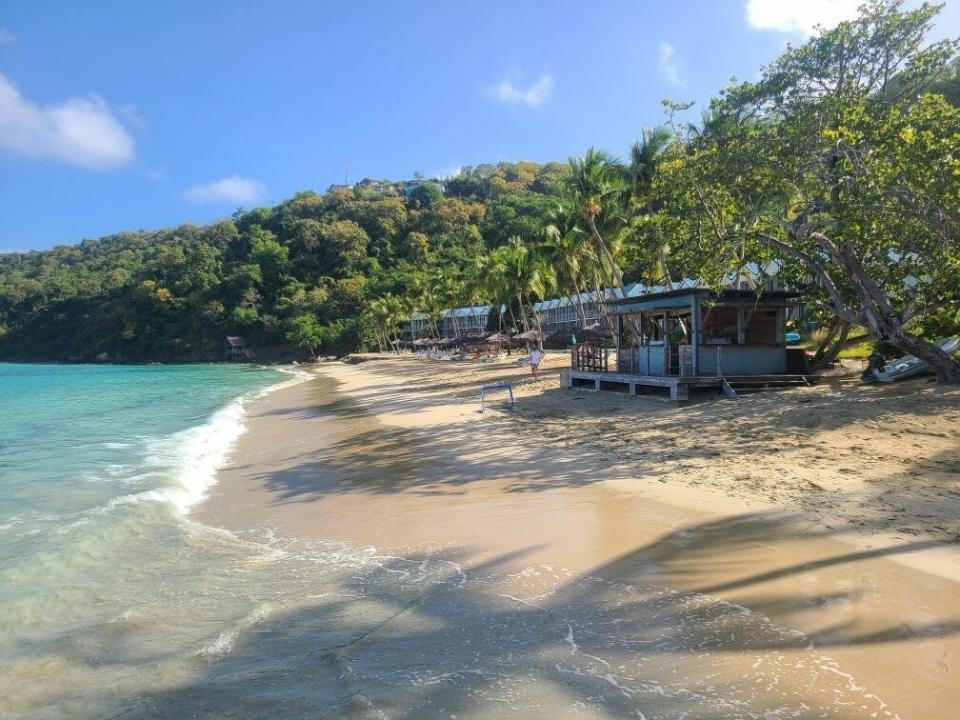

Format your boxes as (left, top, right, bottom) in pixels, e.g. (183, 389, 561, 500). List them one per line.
(723, 374, 813, 394)
(723, 374, 813, 384)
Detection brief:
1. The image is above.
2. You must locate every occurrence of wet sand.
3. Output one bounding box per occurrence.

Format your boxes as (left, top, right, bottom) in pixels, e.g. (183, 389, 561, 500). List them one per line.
(198, 358, 960, 719)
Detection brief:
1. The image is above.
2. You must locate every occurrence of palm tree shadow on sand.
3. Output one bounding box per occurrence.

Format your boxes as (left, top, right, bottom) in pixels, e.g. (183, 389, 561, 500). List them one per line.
(117, 512, 958, 719)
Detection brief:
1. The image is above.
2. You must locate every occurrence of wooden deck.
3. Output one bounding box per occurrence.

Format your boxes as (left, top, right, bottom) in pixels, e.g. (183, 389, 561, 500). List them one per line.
(561, 369, 813, 401)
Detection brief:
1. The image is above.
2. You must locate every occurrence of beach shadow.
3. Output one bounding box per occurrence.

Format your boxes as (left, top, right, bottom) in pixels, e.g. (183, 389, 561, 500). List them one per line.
(105, 513, 959, 719)
(505, 381, 960, 540)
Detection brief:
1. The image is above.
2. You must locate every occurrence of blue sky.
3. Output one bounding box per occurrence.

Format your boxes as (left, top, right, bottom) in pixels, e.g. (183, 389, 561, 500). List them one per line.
(1, 0, 958, 251)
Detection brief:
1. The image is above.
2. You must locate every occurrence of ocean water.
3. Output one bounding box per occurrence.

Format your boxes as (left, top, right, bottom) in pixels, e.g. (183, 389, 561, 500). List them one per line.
(0, 364, 904, 719)
(0, 364, 472, 719)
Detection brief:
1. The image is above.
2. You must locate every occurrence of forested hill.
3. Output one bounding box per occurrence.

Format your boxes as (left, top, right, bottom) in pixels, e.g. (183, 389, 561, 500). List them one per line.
(0, 162, 569, 362)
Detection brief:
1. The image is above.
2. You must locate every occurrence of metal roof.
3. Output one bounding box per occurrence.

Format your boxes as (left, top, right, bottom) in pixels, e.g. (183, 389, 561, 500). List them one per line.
(609, 288, 800, 314)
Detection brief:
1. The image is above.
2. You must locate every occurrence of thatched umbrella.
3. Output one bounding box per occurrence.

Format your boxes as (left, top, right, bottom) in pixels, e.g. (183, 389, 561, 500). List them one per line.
(514, 329, 547, 342)
(460, 330, 489, 345)
(484, 331, 511, 344)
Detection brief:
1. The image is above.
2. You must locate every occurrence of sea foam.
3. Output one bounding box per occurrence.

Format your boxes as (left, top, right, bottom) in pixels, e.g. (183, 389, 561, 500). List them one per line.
(114, 367, 313, 515)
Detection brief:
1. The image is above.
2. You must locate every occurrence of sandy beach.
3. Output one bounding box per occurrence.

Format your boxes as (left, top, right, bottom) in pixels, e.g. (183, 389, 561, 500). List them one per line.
(196, 354, 960, 719)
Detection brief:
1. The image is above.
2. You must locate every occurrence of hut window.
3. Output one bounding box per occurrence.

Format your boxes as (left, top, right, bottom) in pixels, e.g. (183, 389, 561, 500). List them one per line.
(744, 309, 780, 344)
(701, 307, 738, 344)
(643, 314, 665, 343)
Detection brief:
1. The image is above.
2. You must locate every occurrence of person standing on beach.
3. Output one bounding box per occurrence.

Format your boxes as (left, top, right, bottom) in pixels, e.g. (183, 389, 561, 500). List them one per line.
(529, 347, 543, 380)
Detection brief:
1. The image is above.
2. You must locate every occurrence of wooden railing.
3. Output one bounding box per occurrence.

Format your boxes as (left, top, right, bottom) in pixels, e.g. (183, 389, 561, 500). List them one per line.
(571, 344, 608, 372)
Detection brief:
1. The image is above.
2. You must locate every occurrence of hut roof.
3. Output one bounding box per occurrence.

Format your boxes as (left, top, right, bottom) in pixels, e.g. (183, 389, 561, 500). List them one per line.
(609, 288, 799, 314)
(225, 336, 246, 347)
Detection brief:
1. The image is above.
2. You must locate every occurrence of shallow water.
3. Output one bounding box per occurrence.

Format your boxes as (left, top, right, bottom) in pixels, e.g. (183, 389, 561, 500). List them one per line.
(0, 364, 933, 718)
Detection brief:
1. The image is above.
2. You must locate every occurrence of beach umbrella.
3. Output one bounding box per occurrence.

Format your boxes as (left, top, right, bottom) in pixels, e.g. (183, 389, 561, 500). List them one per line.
(484, 332, 510, 344)
(460, 330, 489, 344)
(514, 329, 547, 342)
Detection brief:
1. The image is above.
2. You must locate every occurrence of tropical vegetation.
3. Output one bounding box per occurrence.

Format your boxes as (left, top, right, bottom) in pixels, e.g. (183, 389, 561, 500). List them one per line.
(0, 1, 957, 380)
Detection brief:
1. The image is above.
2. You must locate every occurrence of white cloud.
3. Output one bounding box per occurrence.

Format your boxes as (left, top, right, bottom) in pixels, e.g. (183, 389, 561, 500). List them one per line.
(745, 0, 860, 36)
(0, 30, 14, 44)
(183, 176, 265, 204)
(118, 103, 146, 129)
(0, 73, 134, 169)
(487, 72, 554, 108)
(657, 42, 685, 88)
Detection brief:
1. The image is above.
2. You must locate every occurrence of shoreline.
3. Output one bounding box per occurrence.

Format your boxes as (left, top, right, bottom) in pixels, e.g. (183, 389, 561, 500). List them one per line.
(198, 355, 960, 718)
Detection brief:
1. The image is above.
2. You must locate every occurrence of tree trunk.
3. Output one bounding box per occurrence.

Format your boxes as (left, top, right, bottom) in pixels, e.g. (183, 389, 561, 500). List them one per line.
(886, 326, 960, 383)
(516, 291, 530, 332)
(832, 240, 960, 383)
(571, 276, 589, 328)
(757, 230, 960, 384)
(810, 320, 849, 370)
(591, 269, 618, 336)
(449, 309, 460, 338)
(587, 216, 626, 291)
(531, 300, 544, 332)
(507, 302, 519, 334)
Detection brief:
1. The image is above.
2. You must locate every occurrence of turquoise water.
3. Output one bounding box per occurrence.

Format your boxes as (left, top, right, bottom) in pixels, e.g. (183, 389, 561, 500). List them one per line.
(0, 363, 285, 524)
(0, 364, 314, 716)
(0, 363, 467, 719)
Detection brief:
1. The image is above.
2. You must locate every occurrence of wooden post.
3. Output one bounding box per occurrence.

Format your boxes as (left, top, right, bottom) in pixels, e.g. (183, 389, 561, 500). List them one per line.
(670, 381, 689, 401)
(690, 295, 700, 376)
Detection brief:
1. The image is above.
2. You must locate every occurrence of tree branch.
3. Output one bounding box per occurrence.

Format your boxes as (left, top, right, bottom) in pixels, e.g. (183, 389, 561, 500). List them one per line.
(755, 232, 860, 325)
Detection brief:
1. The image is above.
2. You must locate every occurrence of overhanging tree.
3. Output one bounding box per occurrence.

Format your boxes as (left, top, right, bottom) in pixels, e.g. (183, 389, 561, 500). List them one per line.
(661, 0, 960, 382)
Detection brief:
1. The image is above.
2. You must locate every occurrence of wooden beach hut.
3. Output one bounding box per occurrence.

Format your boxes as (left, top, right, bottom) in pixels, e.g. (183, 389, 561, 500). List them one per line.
(562, 288, 809, 400)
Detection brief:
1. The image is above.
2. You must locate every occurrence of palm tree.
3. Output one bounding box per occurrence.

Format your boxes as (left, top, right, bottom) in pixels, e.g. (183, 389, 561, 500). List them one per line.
(463, 254, 492, 333)
(628, 126, 671, 199)
(496, 236, 553, 334)
(626, 127, 675, 290)
(543, 201, 593, 328)
(484, 249, 519, 333)
(433, 269, 465, 338)
(568, 148, 629, 294)
(368, 293, 406, 352)
(406, 275, 441, 339)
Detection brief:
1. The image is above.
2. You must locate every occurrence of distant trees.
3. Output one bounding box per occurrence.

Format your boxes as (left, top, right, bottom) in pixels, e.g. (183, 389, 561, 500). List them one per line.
(286, 314, 324, 360)
(2, 1, 958, 378)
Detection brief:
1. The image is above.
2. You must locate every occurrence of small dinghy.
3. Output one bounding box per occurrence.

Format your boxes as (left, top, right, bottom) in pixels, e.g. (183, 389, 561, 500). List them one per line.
(863, 336, 960, 383)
